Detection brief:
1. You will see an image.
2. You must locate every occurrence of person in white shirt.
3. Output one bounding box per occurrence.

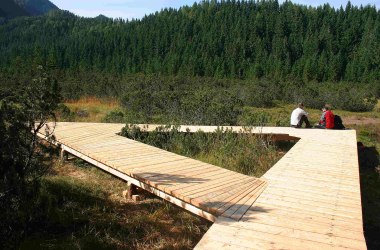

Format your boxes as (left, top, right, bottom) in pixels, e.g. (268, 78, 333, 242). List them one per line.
(290, 103, 312, 128)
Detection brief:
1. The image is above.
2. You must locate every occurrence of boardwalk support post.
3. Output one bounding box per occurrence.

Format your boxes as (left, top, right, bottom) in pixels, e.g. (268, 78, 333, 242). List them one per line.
(123, 182, 139, 201)
(60, 147, 68, 162)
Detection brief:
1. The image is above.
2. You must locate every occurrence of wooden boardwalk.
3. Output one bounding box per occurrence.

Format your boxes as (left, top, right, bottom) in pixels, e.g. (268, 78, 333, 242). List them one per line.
(39, 122, 267, 222)
(195, 127, 367, 249)
(39, 122, 366, 249)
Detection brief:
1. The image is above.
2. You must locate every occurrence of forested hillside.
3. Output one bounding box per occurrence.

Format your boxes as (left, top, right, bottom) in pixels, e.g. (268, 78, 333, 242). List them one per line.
(0, 1, 379, 114)
(1, 1, 379, 81)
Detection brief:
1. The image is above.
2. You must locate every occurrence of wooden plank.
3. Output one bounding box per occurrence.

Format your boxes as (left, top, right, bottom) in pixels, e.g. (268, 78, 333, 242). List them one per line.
(143, 165, 223, 187)
(137, 168, 238, 195)
(193, 180, 264, 217)
(155, 168, 237, 194)
(265, 171, 360, 184)
(196, 222, 352, 250)
(109, 157, 189, 171)
(95, 151, 181, 163)
(261, 188, 361, 209)
(213, 181, 266, 216)
(128, 159, 209, 175)
(229, 182, 268, 221)
(183, 175, 257, 199)
(192, 178, 257, 203)
(253, 199, 362, 221)
(208, 221, 366, 250)
(170, 171, 248, 196)
(261, 180, 361, 202)
(235, 209, 365, 238)
(115, 158, 199, 174)
(245, 202, 363, 227)
(258, 191, 362, 213)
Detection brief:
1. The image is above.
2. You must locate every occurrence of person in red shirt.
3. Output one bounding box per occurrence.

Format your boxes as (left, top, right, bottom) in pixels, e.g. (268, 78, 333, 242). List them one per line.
(315, 105, 334, 129)
(324, 106, 335, 129)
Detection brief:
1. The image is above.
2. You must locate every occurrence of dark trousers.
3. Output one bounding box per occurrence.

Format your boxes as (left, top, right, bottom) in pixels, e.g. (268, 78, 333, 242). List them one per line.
(292, 115, 311, 128)
(314, 124, 326, 129)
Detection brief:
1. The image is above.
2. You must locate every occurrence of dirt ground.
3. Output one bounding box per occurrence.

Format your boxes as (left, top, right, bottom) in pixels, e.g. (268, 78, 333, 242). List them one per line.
(344, 117, 380, 125)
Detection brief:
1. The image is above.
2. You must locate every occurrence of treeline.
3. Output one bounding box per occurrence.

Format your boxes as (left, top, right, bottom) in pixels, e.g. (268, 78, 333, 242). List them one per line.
(0, 0, 379, 82)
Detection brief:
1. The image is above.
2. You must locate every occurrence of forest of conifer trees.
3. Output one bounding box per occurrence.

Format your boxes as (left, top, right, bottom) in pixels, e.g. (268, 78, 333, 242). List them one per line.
(0, 0, 379, 112)
(1, 0, 379, 80)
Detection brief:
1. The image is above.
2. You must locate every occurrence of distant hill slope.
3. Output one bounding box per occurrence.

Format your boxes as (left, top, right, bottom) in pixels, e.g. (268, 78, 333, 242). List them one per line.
(0, 0, 58, 18)
(0, 0, 29, 19)
(14, 0, 59, 16)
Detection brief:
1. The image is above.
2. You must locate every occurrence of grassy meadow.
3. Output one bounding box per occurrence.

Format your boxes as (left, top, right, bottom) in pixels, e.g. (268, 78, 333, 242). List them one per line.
(63, 97, 120, 122)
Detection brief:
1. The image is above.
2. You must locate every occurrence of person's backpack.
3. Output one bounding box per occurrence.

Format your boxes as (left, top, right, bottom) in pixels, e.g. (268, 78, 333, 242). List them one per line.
(333, 115, 345, 129)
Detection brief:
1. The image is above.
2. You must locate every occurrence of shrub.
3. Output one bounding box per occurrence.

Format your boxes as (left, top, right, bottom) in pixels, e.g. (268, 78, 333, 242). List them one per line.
(240, 80, 278, 108)
(0, 66, 60, 248)
(180, 89, 243, 125)
(56, 103, 74, 120)
(121, 87, 243, 125)
(76, 109, 89, 117)
(102, 110, 125, 123)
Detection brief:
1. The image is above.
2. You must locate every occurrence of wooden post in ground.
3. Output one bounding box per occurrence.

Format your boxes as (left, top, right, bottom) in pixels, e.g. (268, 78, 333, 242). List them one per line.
(59, 147, 68, 162)
(123, 182, 140, 201)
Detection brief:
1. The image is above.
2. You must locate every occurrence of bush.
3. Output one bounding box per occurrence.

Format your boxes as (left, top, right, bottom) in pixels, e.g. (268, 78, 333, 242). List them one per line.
(239, 80, 279, 108)
(121, 87, 243, 125)
(76, 109, 89, 117)
(56, 103, 74, 120)
(102, 110, 125, 123)
(0, 66, 60, 248)
(180, 89, 243, 125)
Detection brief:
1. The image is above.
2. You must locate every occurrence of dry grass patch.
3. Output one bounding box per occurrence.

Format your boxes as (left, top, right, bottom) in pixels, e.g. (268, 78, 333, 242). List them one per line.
(62, 96, 120, 122)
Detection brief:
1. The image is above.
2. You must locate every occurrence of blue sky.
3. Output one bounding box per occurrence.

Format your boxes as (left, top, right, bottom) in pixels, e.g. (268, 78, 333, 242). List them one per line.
(50, 1, 380, 19)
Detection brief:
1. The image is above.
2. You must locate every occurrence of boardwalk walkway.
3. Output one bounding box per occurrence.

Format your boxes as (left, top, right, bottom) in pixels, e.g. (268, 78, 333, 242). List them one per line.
(195, 127, 366, 249)
(39, 122, 267, 222)
(39, 122, 366, 249)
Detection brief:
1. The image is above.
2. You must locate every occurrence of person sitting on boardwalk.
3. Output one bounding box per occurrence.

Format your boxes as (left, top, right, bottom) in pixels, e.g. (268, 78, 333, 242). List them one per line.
(315, 105, 335, 129)
(290, 103, 312, 128)
(315, 107, 327, 129)
(324, 105, 335, 129)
